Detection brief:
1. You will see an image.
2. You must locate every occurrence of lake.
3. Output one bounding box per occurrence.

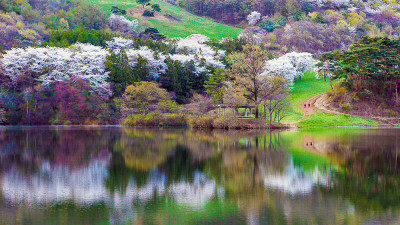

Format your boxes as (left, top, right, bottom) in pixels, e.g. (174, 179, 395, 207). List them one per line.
(0, 126, 399, 224)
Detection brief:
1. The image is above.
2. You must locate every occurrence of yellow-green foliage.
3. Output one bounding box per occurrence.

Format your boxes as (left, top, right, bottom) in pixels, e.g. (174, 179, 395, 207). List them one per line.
(347, 12, 365, 26)
(188, 114, 215, 128)
(123, 81, 172, 113)
(189, 114, 273, 129)
(124, 113, 187, 127)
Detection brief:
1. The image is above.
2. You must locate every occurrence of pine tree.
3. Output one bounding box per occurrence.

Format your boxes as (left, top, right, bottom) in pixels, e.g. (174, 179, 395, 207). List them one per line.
(133, 55, 151, 82)
(204, 68, 223, 104)
(106, 49, 134, 96)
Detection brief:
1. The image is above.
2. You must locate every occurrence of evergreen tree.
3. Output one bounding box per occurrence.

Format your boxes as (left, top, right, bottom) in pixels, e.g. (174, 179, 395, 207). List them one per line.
(204, 68, 224, 104)
(133, 55, 151, 82)
(137, 0, 151, 8)
(106, 49, 135, 96)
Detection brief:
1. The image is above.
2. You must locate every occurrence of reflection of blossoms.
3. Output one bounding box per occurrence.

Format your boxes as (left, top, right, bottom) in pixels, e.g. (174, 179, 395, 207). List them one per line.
(2, 159, 111, 204)
(169, 171, 223, 207)
(262, 159, 330, 195)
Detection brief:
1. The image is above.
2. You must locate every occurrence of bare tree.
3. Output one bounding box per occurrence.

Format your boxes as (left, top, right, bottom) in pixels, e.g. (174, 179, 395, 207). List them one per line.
(227, 45, 267, 118)
(261, 75, 290, 126)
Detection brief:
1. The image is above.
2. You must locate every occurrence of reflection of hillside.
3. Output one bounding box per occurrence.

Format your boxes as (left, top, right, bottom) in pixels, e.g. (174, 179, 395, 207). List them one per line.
(0, 127, 118, 172)
(1, 127, 400, 224)
(293, 128, 400, 212)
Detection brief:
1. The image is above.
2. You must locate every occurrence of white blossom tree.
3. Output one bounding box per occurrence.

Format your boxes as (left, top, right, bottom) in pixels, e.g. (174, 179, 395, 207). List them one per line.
(2, 43, 111, 94)
(1, 35, 226, 96)
(247, 11, 262, 25)
(261, 52, 315, 85)
(106, 37, 134, 49)
(109, 14, 139, 32)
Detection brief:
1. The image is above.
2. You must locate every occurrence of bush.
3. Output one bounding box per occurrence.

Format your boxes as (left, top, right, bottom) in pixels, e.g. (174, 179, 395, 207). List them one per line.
(276, 16, 288, 27)
(188, 114, 273, 129)
(188, 114, 215, 128)
(150, 33, 166, 40)
(313, 13, 326, 24)
(143, 10, 154, 17)
(259, 19, 275, 31)
(124, 113, 187, 127)
(341, 103, 350, 112)
(213, 115, 238, 129)
(111, 6, 126, 15)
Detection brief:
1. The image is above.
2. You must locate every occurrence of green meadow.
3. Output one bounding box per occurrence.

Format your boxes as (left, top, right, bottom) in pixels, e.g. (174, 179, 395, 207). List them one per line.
(286, 72, 374, 127)
(83, 0, 243, 40)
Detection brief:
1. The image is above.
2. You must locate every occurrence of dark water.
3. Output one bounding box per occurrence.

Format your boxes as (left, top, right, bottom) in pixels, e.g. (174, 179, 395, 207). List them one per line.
(0, 126, 400, 224)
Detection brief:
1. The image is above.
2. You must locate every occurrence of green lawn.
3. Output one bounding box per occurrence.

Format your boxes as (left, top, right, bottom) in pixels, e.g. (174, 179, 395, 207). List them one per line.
(296, 112, 374, 128)
(285, 71, 332, 122)
(285, 72, 375, 127)
(83, 0, 243, 40)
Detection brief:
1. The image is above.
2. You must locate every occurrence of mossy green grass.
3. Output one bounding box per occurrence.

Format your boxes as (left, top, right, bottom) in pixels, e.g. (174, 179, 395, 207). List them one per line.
(83, 0, 243, 40)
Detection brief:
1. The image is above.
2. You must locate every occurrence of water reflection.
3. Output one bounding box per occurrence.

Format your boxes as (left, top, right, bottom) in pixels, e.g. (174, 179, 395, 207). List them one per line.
(0, 127, 400, 224)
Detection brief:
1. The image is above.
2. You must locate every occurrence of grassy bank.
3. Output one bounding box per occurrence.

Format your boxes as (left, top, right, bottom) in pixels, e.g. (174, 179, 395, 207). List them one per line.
(285, 72, 375, 128)
(124, 113, 281, 129)
(83, 0, 243, 40)
(296, 112, 374, 128)
(285, 71, 332, 122)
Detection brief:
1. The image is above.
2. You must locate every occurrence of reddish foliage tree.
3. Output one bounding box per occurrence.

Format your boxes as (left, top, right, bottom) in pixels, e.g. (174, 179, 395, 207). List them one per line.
(53, 78, 102, 124)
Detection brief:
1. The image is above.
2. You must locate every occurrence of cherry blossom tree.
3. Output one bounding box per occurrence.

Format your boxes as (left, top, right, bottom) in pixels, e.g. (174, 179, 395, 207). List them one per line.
(261, 52, 315, 84)
(109, 14, 138, 32)
(2, 43, 111, 94)
(1, 35, 226, 96)
(247, 11, 262, 25)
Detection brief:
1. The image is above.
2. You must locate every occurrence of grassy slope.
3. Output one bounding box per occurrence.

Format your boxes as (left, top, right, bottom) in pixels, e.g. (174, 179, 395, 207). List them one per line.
(286, 72, 374, 127)
(83, 0, 243, 40)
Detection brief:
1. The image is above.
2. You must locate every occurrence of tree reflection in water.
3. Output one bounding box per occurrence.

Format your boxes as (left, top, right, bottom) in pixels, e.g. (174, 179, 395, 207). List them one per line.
(0, 127, 400, 224)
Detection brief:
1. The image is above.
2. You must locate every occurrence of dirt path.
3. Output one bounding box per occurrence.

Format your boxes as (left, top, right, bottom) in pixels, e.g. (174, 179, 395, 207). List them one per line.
(305, 92, 400, 125)
(300, 93, 326, 119)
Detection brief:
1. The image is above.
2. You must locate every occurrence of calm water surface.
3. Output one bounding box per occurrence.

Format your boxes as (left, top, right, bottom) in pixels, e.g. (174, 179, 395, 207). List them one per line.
(0, 126, 400, 224)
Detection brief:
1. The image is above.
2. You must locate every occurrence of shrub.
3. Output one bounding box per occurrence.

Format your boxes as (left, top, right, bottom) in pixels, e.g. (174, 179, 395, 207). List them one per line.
(124, 113, 187, 127)
(259, 19, 275, 31)
(150, 33, 166, 40)
(213, 115, 237, 129)
(341, 103, 350, 112)
(151, 4, 161, 12)
(188, 114, 214, 128)
(313, 13, 326, 24)
(143, 10, 154, 17)
(276, 16, 288, 27)
(292, 10, 302, 21)
(111, 6, 126, 15)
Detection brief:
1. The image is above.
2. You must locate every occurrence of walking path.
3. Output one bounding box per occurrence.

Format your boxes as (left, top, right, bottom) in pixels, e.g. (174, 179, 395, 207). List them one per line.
(304, 93, 400, 125)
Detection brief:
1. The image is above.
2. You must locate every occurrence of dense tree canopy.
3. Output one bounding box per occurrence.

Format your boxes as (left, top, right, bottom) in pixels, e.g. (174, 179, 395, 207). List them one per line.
(330, 37, 400, 104)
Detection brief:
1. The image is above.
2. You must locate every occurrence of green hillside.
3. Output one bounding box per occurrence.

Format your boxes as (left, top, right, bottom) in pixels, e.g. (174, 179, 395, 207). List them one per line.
(82, 0, 243, 40)
(285, 72, 374, 127)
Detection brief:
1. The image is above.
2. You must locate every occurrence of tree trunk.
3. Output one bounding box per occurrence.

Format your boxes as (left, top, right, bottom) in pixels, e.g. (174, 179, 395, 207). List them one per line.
(264, 103, 267, 120)
(269, 112, 273, 127)
(396, 83, 399, 106)
(255, 107, 259, 119)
